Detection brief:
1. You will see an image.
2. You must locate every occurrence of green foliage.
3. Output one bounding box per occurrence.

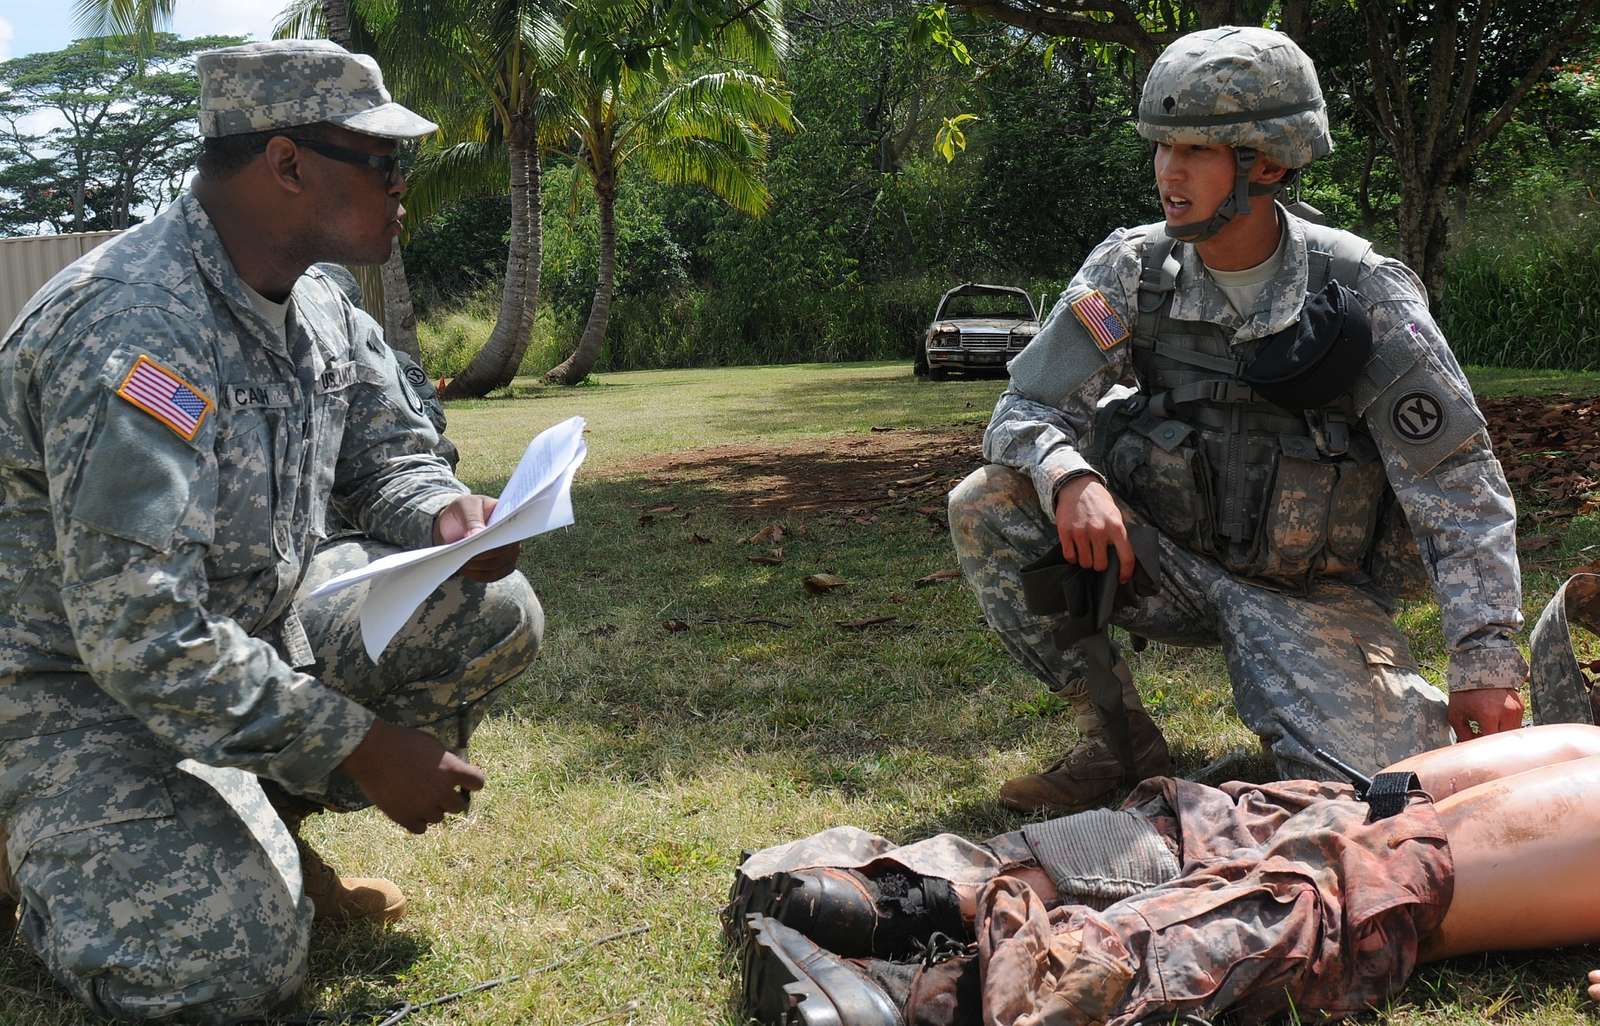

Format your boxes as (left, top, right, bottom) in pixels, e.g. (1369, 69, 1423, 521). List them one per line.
(0, 33, 243, 234)
(402, 195, 513, 316)
(538, 167, 691, 310)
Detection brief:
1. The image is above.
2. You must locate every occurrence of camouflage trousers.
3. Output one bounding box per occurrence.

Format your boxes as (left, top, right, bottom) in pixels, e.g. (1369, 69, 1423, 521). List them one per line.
(2, 536, 542, 1023)
(948, 465, 1449, 779)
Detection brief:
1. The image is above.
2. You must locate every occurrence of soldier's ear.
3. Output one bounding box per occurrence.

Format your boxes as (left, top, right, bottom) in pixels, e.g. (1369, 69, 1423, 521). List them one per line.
(1252, 156, 1289, 187)
(262, 136, 307, 195)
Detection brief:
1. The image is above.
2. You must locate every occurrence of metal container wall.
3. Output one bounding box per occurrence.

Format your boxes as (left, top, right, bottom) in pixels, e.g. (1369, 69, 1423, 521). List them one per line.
(0, 231, 121, 335)
(1, 229, 389, 334)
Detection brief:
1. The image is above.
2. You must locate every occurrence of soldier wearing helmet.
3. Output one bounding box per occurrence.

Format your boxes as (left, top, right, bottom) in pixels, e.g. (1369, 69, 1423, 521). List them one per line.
(949, 26, 1525, 814)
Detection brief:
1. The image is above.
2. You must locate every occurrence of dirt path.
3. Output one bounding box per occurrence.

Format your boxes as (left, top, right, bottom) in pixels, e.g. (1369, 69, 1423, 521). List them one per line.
(616, 395, 1600, 534)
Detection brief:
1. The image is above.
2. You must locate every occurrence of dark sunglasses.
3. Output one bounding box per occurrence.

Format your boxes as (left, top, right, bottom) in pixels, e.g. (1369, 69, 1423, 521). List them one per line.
(264, 136, 406, 186)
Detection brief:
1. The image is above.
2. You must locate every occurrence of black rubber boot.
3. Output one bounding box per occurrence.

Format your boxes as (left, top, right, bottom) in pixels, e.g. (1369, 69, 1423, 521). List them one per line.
(740, 916, 981, 1026)
(724, 862, 967, 958)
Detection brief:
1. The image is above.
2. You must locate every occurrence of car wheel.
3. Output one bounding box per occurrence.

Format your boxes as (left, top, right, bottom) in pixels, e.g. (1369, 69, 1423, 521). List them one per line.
(913, 347, 929, 377)
(929, 366, 949, 381)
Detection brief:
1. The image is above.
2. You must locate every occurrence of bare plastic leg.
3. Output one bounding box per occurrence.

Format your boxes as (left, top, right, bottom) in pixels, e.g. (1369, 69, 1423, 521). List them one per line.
(1422, 750, 1600, 960)
(1382, 723, 1600, 800)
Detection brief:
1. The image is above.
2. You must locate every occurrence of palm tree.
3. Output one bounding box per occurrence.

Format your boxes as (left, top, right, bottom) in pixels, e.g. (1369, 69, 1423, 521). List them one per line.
(319, 0, 566, 399)
(541, 60, 794, 384)
(75, 0, 430, 366)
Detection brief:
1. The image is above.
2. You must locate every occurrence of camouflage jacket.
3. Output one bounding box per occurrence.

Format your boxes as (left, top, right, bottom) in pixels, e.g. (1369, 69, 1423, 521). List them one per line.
(0, 193, 467, 787)
(989, 208, 1525, 693)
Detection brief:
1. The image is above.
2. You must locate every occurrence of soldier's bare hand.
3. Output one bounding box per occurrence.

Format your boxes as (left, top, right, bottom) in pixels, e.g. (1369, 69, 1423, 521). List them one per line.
(1447, 687, 1524, 742)
(1054, 476, 1135, 583)
(339, 718, 486, 833)
(434, 494, 521, 582)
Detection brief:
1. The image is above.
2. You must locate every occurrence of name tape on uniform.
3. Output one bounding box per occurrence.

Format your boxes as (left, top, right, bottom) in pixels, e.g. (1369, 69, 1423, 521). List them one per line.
(1069, 289, 1130, 352)
(116, 354, 214, 441)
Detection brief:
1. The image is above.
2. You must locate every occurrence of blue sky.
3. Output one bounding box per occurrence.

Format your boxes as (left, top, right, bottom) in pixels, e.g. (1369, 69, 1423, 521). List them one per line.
(0, 1, 284, 61)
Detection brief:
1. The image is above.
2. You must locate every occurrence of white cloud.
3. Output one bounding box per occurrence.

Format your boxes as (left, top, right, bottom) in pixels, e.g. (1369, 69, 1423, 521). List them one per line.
(0, 16, 15, 61)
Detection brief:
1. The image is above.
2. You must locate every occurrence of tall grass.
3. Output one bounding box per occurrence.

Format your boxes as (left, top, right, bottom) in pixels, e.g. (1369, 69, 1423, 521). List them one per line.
(1441, 200, 1600, 371)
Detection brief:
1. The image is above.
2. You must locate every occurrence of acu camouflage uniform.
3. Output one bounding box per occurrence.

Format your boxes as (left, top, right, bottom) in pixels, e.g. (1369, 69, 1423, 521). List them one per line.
(950, 27, 1524, 785)
(0, 40, 542, 1023)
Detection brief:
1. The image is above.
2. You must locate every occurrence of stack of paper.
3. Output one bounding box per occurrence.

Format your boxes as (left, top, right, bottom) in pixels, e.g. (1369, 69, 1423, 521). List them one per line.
(311, 415, 588, 660)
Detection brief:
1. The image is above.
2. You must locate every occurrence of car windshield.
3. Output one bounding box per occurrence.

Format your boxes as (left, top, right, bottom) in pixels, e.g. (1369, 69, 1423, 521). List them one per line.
(937, 292, 1033, 320)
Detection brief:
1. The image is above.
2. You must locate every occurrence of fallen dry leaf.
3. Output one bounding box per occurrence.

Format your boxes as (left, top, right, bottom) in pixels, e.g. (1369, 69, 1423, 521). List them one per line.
(1520, 535, 1557, 552)
(645, 504, 678, 514)
(888, 592, 910, 604)
(747, 548, 785, 565)
(804, 573, 847, 593)
(690, 533, 712, 544)
(915, 569, 962, 588)
(870, 425, 894, 433)
(838, 616, 898, 630)
(582, 622, 618, 639)
(744, 523, 786, 545)
(638, 514, 657, 526)
(662, 619, 689, 632)
(895, 472, 937, 487)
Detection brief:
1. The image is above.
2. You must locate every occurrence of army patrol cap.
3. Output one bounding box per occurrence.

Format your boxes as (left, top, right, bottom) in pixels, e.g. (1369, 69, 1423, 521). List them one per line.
(197, 39, 437, 140)
(1138, 26, 1332, 170)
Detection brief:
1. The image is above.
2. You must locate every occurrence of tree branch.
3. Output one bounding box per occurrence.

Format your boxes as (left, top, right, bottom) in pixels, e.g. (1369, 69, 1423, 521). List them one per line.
(1448, 0, 1600, 178)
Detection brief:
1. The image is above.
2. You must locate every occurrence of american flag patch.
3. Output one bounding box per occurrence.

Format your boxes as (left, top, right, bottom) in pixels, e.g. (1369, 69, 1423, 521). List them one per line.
(1069, 290, 1129, 351)
(116, 354, 213, 441)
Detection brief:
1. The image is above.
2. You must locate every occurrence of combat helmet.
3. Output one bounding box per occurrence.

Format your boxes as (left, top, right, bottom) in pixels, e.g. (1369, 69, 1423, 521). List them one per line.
(1137, 26, 1332, 241)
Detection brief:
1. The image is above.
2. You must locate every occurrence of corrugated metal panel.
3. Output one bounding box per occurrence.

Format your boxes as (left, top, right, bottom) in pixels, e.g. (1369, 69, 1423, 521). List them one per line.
(2, 230, 391, 334)
(0, 231, 121, 335)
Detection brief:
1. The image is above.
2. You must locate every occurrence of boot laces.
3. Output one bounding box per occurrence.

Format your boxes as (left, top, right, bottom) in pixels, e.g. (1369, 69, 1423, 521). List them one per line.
(913, 931, 968, 968)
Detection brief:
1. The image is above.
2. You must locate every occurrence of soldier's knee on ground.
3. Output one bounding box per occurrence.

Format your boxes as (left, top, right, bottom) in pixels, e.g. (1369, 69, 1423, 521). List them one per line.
(24, 866, 309, 1024)
(82, 937, 307, 1024)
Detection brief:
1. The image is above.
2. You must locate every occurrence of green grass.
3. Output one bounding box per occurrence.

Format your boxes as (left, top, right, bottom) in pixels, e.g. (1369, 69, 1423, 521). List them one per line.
(2, 362, 1598, 1025)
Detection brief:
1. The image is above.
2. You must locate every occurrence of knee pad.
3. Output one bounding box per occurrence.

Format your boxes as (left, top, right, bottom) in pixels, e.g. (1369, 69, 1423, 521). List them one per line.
(1020, 809, 1180, 910)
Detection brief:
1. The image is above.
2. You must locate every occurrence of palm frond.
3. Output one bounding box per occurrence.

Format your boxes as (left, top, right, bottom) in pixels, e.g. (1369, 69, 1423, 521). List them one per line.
(273, 0, 325, 41)
(638, 134, 769, 215)
(72, 0, 175, 48)
(402, 138, 510, 227)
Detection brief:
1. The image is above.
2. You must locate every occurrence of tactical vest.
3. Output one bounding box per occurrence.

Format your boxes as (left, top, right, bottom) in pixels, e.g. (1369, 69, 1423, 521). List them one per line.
(1092, 225, 1390, 590)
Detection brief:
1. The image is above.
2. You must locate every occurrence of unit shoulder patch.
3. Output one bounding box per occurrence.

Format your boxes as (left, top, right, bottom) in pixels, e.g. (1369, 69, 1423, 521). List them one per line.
(115, 354, 214, 441)
(1069, 289, 1130, 352)
(1390, 389, 1446, 444)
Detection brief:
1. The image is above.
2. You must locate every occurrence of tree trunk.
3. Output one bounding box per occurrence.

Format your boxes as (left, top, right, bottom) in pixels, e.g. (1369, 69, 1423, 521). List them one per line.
(378, 250, 423, 363)
(545, 171, 617, 386)
(320, 0, 424, 364)
(322, 0, 351, 45)
(440, 115, 543, 398)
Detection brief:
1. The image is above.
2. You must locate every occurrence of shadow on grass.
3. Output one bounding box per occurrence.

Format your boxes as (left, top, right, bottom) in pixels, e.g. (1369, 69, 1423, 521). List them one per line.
(0, 924, 432, 1026)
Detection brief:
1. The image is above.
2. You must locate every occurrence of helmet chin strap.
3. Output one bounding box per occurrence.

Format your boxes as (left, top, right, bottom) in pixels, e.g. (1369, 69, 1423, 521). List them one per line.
(1164, 147, 1271, 243)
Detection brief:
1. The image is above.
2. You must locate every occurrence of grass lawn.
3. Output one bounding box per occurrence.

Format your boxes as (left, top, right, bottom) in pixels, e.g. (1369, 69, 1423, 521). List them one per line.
(3, 361, 1599, 1025)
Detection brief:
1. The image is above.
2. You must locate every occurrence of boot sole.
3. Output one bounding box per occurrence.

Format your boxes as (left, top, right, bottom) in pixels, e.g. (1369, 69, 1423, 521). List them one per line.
(739, 915, 846, 1026)
(722, 865, 800, 950)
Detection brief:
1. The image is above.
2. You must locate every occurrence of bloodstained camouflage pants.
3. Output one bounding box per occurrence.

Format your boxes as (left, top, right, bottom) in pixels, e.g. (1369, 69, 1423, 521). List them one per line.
(737, 778, 1452, 1025)
(978, 779, 1452, 1025)
(948, 465, 1450, 779)
(4, 537, 541, 1022)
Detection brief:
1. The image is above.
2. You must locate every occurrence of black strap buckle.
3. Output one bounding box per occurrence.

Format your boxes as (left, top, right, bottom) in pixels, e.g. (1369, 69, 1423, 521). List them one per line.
(1362, 771, 1420, 821)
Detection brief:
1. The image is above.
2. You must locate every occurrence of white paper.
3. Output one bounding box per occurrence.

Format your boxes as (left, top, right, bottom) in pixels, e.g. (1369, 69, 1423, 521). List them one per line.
(310, 415, 587, 660)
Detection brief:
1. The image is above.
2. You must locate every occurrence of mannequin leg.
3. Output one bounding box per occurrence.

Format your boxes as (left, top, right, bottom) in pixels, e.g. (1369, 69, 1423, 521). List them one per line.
(1383, 723, 1600, 799)
(1422, 752, 1600, 960)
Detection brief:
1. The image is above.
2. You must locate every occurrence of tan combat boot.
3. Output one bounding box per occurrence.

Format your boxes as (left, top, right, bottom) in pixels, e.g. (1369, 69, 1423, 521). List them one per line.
(999, 707, 1172, 815)
(267, 789, 407, 927)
